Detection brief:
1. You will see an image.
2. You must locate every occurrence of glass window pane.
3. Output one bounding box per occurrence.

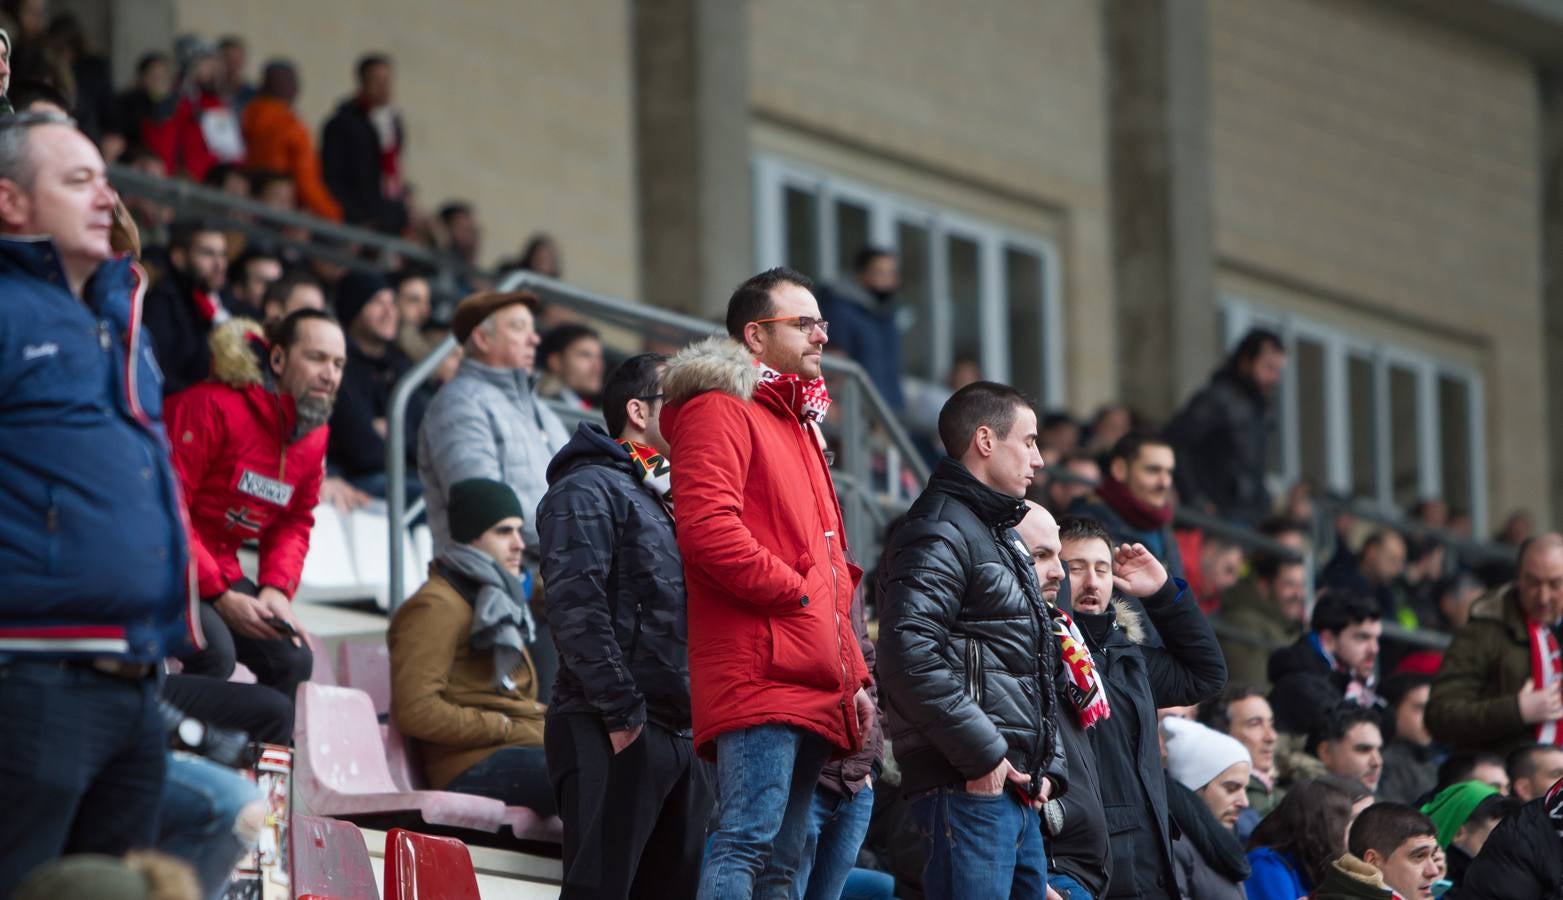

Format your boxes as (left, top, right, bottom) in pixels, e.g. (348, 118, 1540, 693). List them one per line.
(947, 234, 983, 379)
(897, 221, 934, 380)
(1389, 365, 1420, 508)
(1005, 247, 1046, 403)
(834, 200, 870, 281)
(783, 187, 819, 279)
(1349, 356, 1377, 499)
(1438, 375, 1473, 513)
(1295, 337, 1327, 488)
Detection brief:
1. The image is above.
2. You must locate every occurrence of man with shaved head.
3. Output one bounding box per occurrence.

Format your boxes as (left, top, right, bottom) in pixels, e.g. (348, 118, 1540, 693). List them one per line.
(1428, 533, 1563, 755)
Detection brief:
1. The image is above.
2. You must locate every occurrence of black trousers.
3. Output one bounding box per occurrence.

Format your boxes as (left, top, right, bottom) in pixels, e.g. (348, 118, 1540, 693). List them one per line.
(162, 672, 294, 745)
(179, 582, 313, 704)
(545, 714, 714, 900)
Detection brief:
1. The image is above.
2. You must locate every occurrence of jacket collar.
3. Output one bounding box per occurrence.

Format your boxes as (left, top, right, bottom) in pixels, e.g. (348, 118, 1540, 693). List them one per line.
(1470, 583, 1534, 643)
(455, 356, 538, 397)
(545, 421, 633, 484)
(0, 235, 132, 308)
(926, 456, 1027, 530)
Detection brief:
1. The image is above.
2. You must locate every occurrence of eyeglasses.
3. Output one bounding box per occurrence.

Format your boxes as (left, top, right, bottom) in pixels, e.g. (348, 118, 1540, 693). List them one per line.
(636, 393, 665, 403)
(753, 315, 829, 336)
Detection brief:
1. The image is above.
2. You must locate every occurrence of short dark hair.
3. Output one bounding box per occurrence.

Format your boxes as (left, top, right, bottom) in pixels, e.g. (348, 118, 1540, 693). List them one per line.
(262, 271, 323, 311)
(1380, 673, 1433, 715)
(937, 381, 1034, 458)
(1467, 793, 1521, 829)
(852, 246, 894, 273)
(1041, 411, 1077, 433)
(266, 308, 339, 351)
(169, 219, 225, 253)
(1058, 514, 1114, 559)
(1505, 743, 1560, 785)
(1347, 803, 1435, 861)
(1435, 751, 1506, 794)
(136, 51, 170, 77)
(602, 353, 666, 440)
(1252, 549, 1305, 582)
(229, 248, 280, 282)
(1198, 684, 1266, 734)
(356, 53, 391, 82)
(1307, 703, 1381, 756)
(1109, 432, 1172, 468)
(217, 35, 244, 51)
(538, 323, 600, 367)
(1227, 327, 1285, 374)
(202, 162, 246, 189)
(388, 267, 430, 293)
(438, 201, 472, 225)
(724, 266, 814, 340)
(1361, 529, 1403, 555)
(1310, 588, 1381, 634)
(249, 169, 293, 197)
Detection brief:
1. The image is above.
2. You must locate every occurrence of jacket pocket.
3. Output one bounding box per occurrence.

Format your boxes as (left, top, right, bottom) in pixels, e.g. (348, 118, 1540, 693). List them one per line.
(1103, 803, 1143, 837)
(764, 568, 842, 691)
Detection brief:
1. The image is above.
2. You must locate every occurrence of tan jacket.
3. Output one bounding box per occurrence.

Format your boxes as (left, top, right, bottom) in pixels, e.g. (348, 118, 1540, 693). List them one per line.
(388, 567, 547, 789)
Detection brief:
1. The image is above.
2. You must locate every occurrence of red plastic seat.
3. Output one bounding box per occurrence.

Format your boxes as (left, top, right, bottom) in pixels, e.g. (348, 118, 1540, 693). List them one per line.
(290, 814, 378, 900)
(294, 682, 506, 832)
(336, 640, 393, 718)
(382, 827, 482, 900)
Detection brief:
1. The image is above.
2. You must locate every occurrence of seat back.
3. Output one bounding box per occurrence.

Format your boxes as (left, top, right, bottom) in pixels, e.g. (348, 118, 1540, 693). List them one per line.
(299, 504, 360, 590)
(295, 682, 401, 797)
(382, 827, 482, 900)
(290, 814, 378, 900)
(305, 631, 338, 685)
(384, 717, 428, 792)
(336, 640, 393, 719)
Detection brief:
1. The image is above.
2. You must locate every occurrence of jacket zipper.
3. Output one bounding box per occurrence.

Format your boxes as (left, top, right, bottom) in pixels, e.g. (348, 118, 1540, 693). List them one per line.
(965, 636, 984, 705)
(795, 413, 855, 739)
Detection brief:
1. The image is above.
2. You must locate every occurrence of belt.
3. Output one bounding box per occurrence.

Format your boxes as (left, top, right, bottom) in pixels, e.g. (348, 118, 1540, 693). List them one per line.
(69, 658, 156, 680)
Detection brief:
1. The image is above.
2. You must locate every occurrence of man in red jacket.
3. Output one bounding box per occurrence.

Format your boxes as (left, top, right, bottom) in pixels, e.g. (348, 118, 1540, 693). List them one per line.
(167, 308, 345, 703)
(660, 267, 875, 899)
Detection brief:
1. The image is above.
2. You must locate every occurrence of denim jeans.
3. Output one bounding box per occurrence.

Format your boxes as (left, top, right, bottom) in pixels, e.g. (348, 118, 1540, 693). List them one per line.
(792, 784, 877, 900)
(158, 752, 263, 900)
(909, 787, 1049, 899)
(1048, 871, 1095, 900)
(444, 745, 557, 815)
(699, 724, 831, 900)
(841, 867, 897, 900)
(0, 659, 167, 897)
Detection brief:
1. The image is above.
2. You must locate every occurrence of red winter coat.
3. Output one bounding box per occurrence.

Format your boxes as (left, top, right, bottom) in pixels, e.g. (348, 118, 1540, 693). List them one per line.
(165, 319, 325, 600)
(661, 337, 871, 760)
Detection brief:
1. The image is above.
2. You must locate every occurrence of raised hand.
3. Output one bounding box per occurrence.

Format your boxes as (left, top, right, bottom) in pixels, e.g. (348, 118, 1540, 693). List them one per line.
(1111, 543, 1168, 599)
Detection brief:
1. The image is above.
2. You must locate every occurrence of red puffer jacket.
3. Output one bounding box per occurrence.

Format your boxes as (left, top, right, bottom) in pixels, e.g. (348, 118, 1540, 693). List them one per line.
(661, 337, 871, 760)
(165, 319, 325, 600)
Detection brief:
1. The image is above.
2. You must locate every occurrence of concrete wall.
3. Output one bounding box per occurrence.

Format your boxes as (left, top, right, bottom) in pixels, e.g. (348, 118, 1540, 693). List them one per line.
(1207, 0, 1549, 523)
(171, 0, 641, 300)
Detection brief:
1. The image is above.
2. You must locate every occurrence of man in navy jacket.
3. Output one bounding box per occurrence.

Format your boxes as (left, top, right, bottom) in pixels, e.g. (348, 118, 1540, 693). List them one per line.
(0, 112, 195, 895)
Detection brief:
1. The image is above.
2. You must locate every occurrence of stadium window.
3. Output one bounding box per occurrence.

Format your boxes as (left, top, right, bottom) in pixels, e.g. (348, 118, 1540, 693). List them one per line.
(753, 155, 1064, 408)
(1219, 298, 1486, 532)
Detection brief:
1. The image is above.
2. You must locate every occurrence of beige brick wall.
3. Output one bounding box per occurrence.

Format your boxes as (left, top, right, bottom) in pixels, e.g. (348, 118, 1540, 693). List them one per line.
(747, 0, 1118, 412)
(171, 0, 640, 300)
(1208, 0, 1549, 524)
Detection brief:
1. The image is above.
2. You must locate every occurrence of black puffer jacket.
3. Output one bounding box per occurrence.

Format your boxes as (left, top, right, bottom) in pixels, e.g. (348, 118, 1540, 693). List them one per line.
(537, 423, 690, 731)
(1267, 635, 1384, 737)
(1163, 370, 1273, 526)
(1074, 588, 1228, 898)
(877, 457, 1068, 798)
(1450, 788, 1563, 900)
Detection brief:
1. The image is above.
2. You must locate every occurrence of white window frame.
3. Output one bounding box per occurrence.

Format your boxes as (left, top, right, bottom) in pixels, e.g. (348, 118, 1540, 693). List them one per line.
(752, 155, 1065, 408)
(1220, 297, 1487, 533)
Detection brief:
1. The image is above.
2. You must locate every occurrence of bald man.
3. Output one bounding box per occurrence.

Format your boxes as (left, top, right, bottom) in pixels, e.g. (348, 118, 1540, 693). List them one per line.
(1428, 533, 1563, 755)
(1017, 501, 1112, 900)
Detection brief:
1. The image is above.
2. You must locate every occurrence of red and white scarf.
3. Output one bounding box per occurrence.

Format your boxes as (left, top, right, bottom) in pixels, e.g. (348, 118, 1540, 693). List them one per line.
(619, 440, 672, 517)
(756, 362, 832, 424)
(1531, 621, 1563, 746)
(1049, 604, 1110, 729)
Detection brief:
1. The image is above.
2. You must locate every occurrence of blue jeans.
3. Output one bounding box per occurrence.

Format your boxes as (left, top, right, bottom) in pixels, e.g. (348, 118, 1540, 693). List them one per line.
(444, 745, 557, 815)
(1048, 871, 1094, 900)
(842, 867, 897, 900)
(700, 724, 831, 900)
(158, 752, 263, 900)
(909, 787, 1049, 899)
(793, 784, 877, 900)
(0, 659, 167, 897)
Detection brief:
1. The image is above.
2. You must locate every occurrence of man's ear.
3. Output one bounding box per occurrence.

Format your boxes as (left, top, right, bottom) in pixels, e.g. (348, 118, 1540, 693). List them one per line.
(972, 424, 994, 458)
(1109, 457, 1129, 484)
(1361, 847, 1385, 869)
(741, 322, 765, 356)
(0, 178, 31, 231)
(270, 345, 286, 377)
(625, 397, 647, 434)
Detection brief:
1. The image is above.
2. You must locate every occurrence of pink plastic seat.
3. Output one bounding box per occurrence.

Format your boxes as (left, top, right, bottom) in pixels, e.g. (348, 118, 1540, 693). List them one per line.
(294, 682, 506, 832)
(383, 827, 482, 900)
(503, 806, 564, 843)
(306, 631, 338, 685)
(336, 640, 393, 718)
(290, 814, 378, 900)
(384, 717, 425, 792)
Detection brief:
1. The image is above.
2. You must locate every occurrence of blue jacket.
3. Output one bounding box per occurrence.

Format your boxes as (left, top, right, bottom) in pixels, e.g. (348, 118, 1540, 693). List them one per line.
(0, 237, 195, 662)
(1245, 847, 1310, 900)
(816, 280, 905, 412)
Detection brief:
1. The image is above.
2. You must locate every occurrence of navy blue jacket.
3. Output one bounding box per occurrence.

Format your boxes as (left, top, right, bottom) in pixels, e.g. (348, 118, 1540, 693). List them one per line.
(817, 281, 905, 412)
(0, 237, 195, 662)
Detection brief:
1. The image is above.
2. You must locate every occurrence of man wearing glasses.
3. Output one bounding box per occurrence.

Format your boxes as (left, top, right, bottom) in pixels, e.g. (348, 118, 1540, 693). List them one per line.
(661, 267, 876, 898)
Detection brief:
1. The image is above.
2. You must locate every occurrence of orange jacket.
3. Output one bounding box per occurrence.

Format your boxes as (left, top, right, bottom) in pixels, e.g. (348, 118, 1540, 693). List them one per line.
(242, 96, 343, 222)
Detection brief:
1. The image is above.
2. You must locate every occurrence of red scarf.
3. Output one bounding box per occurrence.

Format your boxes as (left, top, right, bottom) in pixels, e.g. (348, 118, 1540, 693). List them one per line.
(756, 362, 831, 424)
(190, 289, 227, 325)
(1531, 620, 1563, 746)
(1049, 604, 1110, 728)
(1096, 472, 1174, 530)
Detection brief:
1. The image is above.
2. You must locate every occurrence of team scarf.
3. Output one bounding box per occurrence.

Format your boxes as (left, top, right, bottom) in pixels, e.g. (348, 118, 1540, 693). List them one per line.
(1548, 776, 1563, 842)
(1049, 603, 1111, 729)
(756, 362, 832, 424)
(619, 440, 673, 517)
(1531, 621, 1563, 746)
(1311, 632, 1380, 708)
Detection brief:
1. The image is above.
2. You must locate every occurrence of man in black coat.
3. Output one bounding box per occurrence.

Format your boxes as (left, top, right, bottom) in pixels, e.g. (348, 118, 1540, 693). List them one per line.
(320, 53, 407, 234)
(1056, 514, 1228, 898)
(1163, 327, 1286, 526)
(1449, 776, 1563, 899)
(1268, 589, 1385, 737)
(536, 354, 712, 899)
(878, 381, 1069, 899)
(143, 220, 229, 395)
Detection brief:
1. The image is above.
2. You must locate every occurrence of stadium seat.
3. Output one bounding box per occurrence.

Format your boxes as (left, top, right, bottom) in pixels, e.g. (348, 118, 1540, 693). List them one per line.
(346, 508, 425, 611)
(384, 717, 424, 792)
(336, 640, 393, 719)
(382, 827, 482, 900)
(305, 631, 338, 685)
(294, 682, 506, 832)
(503, 805, 564, 844)
(298, 504, 361, 594)
(290, 814, 378, 899)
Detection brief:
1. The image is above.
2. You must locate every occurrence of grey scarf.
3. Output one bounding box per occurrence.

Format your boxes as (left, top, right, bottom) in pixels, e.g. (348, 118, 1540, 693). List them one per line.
(438, 543, 537, 692)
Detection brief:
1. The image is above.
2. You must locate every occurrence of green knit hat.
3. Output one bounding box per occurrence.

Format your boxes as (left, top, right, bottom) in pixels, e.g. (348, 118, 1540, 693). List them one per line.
(448, 478, 523, 544)
(1420, 780, 1499, 849)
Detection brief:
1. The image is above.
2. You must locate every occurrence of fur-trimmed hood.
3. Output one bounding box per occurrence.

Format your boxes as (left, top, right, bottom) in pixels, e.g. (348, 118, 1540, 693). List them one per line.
(206, 317, 269, 389)
(1111, 598, 1148, 645)
(662, 336, 758, 407)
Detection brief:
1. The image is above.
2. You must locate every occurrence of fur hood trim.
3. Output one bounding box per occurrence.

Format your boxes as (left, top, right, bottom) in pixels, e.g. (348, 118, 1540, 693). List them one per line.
(208, 317, 267, 389)
(1112, 598, 1147, 645)
(662, 336, 758, 406)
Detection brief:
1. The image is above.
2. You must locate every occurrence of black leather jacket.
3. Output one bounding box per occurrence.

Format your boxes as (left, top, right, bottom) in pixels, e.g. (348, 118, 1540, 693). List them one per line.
(877, 458, 1069, 798)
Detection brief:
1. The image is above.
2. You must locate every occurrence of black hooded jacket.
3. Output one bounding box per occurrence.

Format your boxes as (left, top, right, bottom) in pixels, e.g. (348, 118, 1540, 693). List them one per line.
(537, 423, 691, 732)
(1163, 369, 1273, 526)
(877, 457, 1069, 798)
(1267, 635, 1384, 737)
(1451, 790, 1563, 900)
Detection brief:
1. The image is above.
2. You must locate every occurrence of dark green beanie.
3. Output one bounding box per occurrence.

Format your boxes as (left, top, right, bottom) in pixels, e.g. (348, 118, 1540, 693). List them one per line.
(448, 478, 523, 544)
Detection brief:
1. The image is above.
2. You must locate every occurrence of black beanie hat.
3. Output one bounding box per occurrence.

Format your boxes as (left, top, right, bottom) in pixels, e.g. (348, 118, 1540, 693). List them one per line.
(334, 270, 390, 329)
(448, 478, 524, 544)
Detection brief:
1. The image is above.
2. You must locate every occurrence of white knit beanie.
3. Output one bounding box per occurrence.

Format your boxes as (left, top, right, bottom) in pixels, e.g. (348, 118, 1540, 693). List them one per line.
(1162, 715, 1252, 791)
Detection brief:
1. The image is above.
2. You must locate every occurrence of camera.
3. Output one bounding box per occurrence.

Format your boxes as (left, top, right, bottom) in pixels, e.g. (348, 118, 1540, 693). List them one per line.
(158, 700, 261, 770)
